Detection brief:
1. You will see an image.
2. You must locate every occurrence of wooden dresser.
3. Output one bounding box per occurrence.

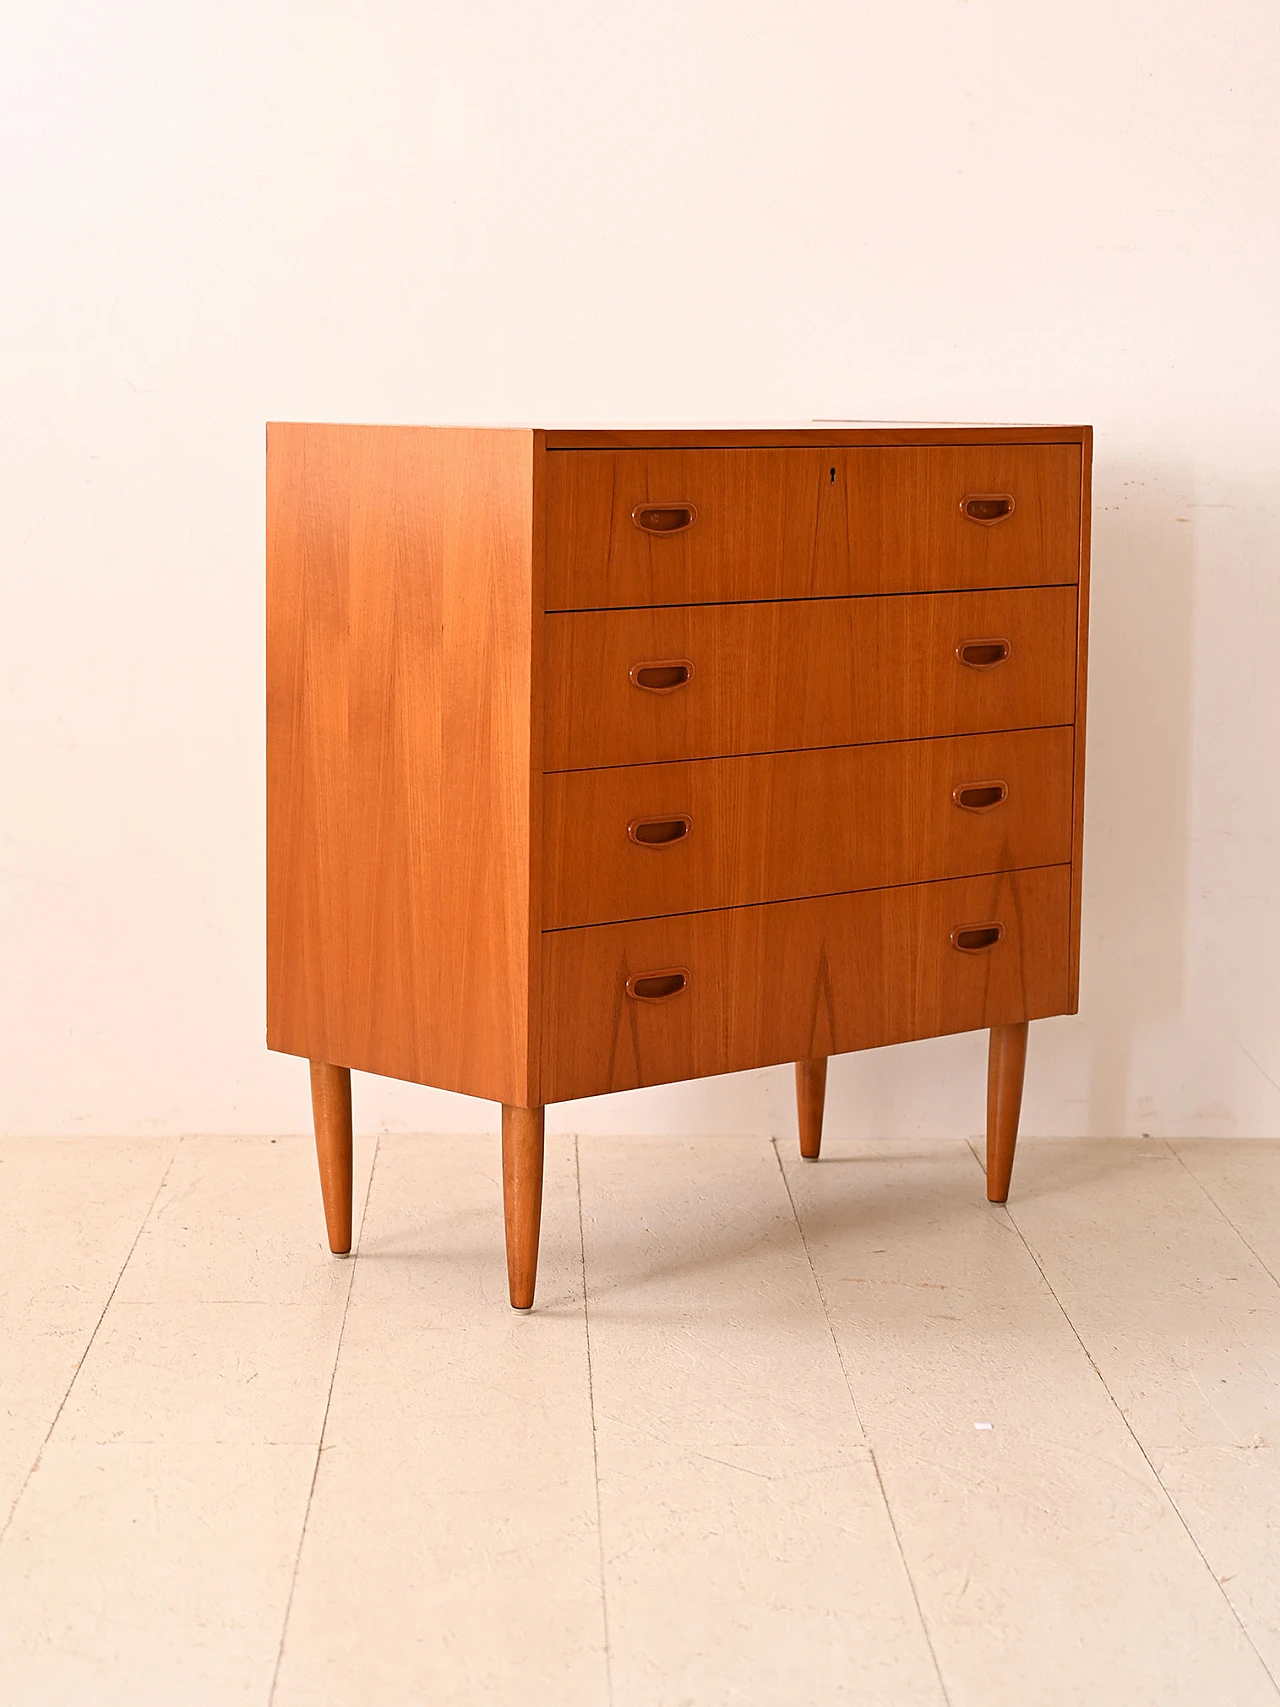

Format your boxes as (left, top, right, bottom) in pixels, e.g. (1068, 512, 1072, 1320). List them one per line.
(267, 422, 1091, 1308)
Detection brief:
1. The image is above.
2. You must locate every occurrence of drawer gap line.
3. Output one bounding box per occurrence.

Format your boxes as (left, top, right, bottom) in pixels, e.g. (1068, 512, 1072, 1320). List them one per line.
(544, 579, 1080, 616)
(541, 861, 1072, 933)
(542, 723, 1076, 776)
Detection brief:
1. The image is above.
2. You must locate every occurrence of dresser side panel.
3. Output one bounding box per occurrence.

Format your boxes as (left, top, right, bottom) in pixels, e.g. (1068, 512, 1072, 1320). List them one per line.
(1067, 426, 1093, 1011)
(266, 423, 538, 1104)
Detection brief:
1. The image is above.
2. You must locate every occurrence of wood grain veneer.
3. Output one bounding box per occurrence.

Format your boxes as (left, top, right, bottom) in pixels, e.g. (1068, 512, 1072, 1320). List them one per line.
(545, 445, 1081, 610)
(540, 865, 1072, 1103)
(544, 586, 1077, 772)
(542, 726, 1074, 928)
(266, 423, 544, 1106)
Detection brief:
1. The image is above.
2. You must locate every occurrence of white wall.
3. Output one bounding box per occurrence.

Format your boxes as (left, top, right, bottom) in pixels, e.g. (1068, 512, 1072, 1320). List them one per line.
(4, 0, 1279, 1139)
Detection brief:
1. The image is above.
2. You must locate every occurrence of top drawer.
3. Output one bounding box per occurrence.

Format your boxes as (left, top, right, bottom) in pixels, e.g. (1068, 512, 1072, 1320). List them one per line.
(544, 444, 1082, 610)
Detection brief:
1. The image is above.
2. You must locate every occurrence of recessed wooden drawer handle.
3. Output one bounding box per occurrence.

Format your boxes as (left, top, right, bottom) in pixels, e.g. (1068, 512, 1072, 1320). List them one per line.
(627, 814, 693, 848)
(632, 502, 697, 535)
(629, 658, 694, 693)
(625, 968, 689, 1002)
(953, 780, 1009, 812)
(957, 638, 1011, 670)
(951, 922, 1006, 953)
(961, 493, 1015, 525)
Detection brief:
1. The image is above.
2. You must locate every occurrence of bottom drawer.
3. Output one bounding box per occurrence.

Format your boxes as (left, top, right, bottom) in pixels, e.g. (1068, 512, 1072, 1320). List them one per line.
(541, 865, 1071, 1102)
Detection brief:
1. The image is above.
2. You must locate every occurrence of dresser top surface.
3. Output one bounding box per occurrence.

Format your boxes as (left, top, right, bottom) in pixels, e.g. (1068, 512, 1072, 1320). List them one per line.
(268, 421, 1091, 449)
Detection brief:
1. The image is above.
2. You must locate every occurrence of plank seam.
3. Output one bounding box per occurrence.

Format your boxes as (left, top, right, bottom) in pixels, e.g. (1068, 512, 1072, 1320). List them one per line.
(978, 1139, 1280, 1701)
(0, 1135, 182, 1547)
(575, 1136, 615, 1706)
(770, 1137, 954, 1707)
(268, 1134, 380, 1705)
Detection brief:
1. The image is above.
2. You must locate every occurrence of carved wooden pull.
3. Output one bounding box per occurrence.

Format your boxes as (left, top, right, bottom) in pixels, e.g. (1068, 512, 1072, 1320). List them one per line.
(632, 503, 697, 535)
(951, 922, 1006, 953)
(953, 781, 1009, 813)
(627, 815, 693, 848)
(957, 639, 1011, 670)
(961, 493, 1015, 525)
(625, 968, 690, 1001)
(629, 659, 694, 693)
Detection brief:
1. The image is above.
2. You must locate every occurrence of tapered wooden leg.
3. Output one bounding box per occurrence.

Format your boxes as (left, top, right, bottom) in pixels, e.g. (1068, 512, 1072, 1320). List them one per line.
(309, 1061, 353, 1255)
(502, 1105, 545, 1310)
(986, 1022, 1029, 1203)
(795, 1057, 828, 1160)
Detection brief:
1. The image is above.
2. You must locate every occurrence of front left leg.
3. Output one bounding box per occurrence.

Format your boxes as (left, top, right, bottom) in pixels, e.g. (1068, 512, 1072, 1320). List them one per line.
(309, 1061, 354, 1254)
(501, 1105, 545, 1310)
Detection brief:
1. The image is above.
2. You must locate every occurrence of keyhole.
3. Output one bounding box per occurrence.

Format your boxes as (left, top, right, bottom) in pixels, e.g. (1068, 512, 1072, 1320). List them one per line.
(829, 467, 836, 484)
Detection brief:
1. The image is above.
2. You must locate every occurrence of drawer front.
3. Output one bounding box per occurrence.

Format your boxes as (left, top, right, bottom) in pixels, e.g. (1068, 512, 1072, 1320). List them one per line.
(541, 866, 1072, 1102)
(544, 444, 1081, 610)
(544, 587, 1077, 771)
(543, 727, 1073, 929)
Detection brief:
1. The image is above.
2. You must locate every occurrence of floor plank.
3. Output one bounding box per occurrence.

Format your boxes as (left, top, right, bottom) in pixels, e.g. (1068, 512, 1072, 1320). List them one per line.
(0, 1444, 316, 1707)
(0, 1138, 175, 1529)
(1005, 1137, 1280, 1681)
(42, 1135, 376, 1450)
(50, 1300, 348, 1446)
(272, 1134, 607, 1707)
(579, 1134, 945, 1707)
(115, 1135, 377, 1306)
(0, 1134, 371, 1704)
(1171, 1138, 1280, 1286)
(782, 1137, 1279, 1707)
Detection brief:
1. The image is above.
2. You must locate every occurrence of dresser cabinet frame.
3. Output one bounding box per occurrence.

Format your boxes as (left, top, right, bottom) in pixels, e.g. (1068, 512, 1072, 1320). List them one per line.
(268, 423, 1091, 1308)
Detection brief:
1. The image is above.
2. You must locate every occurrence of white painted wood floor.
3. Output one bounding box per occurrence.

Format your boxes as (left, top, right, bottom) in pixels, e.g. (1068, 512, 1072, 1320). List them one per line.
(2, 1134, 1279, 1706)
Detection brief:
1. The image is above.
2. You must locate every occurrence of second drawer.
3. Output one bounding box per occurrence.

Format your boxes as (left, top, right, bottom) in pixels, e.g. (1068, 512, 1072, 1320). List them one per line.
(542, 726, 1074, 928)
(543, 586, 1078, 770)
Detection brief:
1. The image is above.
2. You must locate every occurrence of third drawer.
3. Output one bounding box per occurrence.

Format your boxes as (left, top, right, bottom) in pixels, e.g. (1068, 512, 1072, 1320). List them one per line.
(543, 585, 1078, 770)
(542, 725, 1074, 928)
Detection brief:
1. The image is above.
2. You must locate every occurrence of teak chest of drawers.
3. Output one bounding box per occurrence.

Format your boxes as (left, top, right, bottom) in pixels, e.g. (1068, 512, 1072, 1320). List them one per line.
(267, 422, 1091, 1308)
